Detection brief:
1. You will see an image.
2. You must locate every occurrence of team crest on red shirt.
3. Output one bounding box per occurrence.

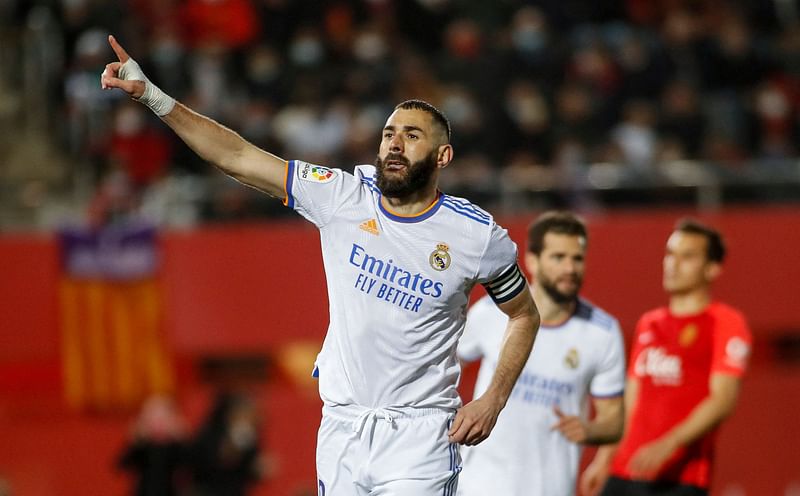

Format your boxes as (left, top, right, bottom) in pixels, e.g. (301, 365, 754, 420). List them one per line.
(679, 324, 698, 347)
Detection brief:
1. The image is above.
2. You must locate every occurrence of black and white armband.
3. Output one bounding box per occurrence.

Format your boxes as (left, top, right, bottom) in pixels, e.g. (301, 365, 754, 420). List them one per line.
(483, 264, 527, 304)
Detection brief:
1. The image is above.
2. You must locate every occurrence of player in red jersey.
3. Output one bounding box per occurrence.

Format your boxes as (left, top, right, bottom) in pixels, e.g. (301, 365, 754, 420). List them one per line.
(580, 219, 752, 496)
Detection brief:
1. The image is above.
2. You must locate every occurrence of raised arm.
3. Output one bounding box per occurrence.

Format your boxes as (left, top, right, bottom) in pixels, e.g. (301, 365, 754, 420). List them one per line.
(448, 286, 540, 446)
(100, 35, 286, 198)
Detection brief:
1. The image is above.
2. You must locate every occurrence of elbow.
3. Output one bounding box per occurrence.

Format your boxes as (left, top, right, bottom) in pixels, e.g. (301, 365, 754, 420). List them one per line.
(608, 424, 624, 443)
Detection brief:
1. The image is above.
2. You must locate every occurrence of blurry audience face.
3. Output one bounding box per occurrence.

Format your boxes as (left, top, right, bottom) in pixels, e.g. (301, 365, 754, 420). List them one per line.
(375, 108, 444, 198)
(137, 395, 184, 442)
(662, 231, 719, 295)
(506, 81, 549, 131)
(662, 80, 698, 116)
(510, 6, 548, 54)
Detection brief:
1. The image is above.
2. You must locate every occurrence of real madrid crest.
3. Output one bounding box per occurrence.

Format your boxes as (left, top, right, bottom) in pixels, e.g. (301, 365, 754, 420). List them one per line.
(564, 348, 579, 369)
(429, 243, 451, 271)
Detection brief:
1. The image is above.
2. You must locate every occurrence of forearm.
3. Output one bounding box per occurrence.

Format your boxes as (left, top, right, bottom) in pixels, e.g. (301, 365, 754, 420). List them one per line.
(663, 396, 732, 448)
(162, 103, 286, 196)
(583, 396, 624, 445)
(586, 415, 624, 445)
(662, 374, 740, 448)
(482, 306, 539, 405)
(592, 444, 619, 467)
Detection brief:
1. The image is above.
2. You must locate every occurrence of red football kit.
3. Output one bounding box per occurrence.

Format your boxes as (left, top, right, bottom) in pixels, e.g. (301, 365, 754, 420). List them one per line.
(610, 302, 752, 488)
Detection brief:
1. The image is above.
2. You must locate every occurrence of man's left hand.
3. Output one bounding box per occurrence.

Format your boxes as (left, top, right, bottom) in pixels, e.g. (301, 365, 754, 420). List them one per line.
(628, 436, 680, 479)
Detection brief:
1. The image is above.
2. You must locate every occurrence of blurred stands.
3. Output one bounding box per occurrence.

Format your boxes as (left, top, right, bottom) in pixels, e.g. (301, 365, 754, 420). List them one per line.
(0, 0, 798, 230)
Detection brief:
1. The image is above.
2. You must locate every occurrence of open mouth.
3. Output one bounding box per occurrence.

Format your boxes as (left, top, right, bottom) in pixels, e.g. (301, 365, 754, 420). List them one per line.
(384, 159, 407, 172)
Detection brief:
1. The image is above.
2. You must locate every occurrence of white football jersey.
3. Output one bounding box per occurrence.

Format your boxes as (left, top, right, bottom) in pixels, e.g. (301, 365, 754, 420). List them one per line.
(284, 161, 526, 411)
(457, 295, 625, 496)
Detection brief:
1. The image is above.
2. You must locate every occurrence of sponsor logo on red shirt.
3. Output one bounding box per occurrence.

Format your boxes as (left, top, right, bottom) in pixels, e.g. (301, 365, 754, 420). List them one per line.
(634, 346, 683, 385)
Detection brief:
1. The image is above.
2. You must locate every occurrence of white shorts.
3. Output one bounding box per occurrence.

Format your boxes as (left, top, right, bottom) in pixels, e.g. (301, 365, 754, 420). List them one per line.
(316, 405, 461, 495)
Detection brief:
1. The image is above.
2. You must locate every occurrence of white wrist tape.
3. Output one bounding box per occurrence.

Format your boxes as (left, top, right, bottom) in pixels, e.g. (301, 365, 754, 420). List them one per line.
(118, 58, 176, 117)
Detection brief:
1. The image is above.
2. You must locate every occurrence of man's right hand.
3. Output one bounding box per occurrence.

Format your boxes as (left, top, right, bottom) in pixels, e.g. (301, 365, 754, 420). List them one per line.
(579, 453, 611, 496)
(101, 35, 175, 116)
(100, 35, 145, 99)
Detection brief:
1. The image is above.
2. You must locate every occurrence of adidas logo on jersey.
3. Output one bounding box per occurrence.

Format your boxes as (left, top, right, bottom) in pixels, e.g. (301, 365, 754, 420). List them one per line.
(359, 219, 379, 235)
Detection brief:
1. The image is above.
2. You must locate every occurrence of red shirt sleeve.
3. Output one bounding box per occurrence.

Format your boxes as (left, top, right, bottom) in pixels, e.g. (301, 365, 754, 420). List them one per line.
(710, 306, 753, 377)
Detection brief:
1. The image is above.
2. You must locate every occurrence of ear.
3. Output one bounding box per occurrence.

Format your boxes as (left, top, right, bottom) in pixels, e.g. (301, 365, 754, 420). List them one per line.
(524, 251, 538, 277)
(704, 261, 722, 282)
(437, 144, 454, 169)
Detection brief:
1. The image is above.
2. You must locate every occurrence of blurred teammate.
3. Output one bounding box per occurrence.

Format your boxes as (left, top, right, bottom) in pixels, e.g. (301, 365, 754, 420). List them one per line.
(457, 211, 625, 496)
(101, 36, 540, 495)
(582, 219, 752, 496)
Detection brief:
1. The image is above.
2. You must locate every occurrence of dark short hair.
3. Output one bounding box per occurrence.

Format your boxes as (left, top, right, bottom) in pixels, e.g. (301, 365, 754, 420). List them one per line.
(675, 218, 726, 263)
(395, 99, 451, 143)
(527, 211, 588, 255)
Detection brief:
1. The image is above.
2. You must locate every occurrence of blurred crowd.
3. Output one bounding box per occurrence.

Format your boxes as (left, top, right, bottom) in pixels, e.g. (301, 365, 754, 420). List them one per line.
(118, 392, 272, 496)
(3, 0, 800, 224)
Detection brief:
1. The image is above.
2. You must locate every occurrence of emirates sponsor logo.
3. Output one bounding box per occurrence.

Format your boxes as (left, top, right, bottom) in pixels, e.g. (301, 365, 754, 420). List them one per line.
(634, 347, 683, 385)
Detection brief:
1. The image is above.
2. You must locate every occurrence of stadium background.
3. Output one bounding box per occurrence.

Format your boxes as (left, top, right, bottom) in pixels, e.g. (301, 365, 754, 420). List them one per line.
(0, 0, 799, 495)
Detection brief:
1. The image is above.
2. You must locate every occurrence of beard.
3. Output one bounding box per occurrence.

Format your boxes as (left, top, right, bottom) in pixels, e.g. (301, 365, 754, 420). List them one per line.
(375, 150, 438, 198)
(539, 273, 582, 305)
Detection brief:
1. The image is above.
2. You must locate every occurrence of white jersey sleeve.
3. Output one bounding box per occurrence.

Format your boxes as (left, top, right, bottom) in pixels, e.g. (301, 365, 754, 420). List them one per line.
(283, 160, 361, 228)
(476, 223, 526, 304)
(589, 317, 626, 397)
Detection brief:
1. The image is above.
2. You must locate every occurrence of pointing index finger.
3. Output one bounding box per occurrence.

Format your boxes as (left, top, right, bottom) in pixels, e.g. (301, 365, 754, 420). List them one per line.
(108, 35, 130, 63)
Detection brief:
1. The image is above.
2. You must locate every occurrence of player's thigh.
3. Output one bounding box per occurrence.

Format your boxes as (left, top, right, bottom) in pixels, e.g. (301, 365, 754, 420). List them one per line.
(371, 413, 460, 496)
(316, 415, 366, 496)
(373, 473, 459, 496)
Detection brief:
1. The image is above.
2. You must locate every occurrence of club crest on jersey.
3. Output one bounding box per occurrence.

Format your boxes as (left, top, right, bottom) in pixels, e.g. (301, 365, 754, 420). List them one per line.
(429, 243, 451, 271)
(564, 348, 580, 369)
(679, 324, 698, 347)
(299, 163, 336, 183)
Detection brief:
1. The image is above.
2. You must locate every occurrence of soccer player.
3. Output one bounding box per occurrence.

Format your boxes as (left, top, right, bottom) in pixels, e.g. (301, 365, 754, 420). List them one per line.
(457, 211, 626, 496)
(100, 36, 540, 495)
(581, 219, 753, 496)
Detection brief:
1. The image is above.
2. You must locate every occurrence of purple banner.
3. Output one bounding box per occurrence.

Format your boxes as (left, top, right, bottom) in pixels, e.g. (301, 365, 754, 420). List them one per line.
(59, 222, 159, 280)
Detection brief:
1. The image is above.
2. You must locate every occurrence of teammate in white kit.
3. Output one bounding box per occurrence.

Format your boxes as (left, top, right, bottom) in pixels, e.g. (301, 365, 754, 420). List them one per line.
(100, 36, 541, 495)
(457, 211, 626, 496)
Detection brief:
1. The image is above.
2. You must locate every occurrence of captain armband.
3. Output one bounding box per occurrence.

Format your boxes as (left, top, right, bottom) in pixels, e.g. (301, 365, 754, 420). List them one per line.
(483, 264, 526, 304)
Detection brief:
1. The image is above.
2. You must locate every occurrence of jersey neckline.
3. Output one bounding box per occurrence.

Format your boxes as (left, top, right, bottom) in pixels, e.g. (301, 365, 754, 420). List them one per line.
(378, 192, 444, 223)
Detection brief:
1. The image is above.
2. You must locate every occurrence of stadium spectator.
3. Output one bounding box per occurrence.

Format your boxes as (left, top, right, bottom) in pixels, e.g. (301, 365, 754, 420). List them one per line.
(117, 395, 190, 496)
(189, 392, 267, 496)
(6, 0, 798, 222)
(581, 219, 753, 496)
